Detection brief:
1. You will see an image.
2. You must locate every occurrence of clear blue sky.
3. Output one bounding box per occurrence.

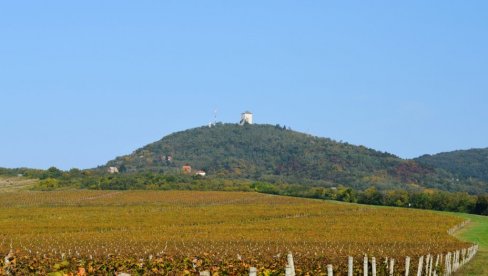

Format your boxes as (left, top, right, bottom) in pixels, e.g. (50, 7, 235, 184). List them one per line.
(1, 1, 487, 170)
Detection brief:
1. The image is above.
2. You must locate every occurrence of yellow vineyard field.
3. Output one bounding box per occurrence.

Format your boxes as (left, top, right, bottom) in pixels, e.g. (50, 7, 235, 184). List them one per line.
(0, 191, 469, 275)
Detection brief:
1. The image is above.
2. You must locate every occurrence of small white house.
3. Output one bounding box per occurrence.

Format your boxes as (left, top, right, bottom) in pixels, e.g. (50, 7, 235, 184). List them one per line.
(240, 111, 253, 125)
(107, 167, 119, 174)
(195, 170, 206, 177)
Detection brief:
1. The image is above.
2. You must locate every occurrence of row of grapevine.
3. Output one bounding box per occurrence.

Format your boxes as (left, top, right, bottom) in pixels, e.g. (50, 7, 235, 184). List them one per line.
(194, 245, 476, 276)
(230, 221, 478, 275)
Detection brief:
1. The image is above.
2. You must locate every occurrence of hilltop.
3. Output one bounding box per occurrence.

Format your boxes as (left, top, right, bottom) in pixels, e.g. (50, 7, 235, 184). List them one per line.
(104, 123, 487, 193)
(416, 148, 488, 182)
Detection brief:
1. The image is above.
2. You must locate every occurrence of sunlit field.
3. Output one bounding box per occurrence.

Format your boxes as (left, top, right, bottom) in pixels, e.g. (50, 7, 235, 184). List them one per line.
(0, 191, 469, 275)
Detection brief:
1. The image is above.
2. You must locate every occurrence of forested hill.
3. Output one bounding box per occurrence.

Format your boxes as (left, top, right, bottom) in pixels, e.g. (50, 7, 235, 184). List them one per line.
(104, 124, 487, 193)
(416, 148, 488, 182)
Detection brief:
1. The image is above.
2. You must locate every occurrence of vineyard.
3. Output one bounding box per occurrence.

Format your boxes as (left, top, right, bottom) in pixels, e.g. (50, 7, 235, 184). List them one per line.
(0, 191, 473, 275)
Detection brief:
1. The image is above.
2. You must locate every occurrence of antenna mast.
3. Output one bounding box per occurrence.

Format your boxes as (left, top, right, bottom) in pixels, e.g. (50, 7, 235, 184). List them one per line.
(210, 109, 218, 127)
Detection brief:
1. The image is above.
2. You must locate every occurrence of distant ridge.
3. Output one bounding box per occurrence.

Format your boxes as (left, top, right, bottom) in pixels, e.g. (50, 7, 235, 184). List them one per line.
(416, 148, 488, 183)
(104, 124, 488, 193)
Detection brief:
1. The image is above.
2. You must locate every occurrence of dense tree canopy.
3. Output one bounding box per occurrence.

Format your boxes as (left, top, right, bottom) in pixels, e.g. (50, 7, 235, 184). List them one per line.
(416, 148, 488, 182)
(104, 124, 488, 193)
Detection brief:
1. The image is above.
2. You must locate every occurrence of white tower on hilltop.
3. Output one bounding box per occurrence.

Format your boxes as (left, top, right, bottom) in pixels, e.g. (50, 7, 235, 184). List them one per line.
(240, 111, 253, 125)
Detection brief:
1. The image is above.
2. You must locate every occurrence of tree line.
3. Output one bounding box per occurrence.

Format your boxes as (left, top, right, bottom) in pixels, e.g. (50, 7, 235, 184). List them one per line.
(253, 182, 488, 215)
(1, 167, 482, 216)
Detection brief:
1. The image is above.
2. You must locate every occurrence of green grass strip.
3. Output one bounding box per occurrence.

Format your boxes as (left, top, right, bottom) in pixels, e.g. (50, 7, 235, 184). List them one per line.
(450, 213, 488, 275)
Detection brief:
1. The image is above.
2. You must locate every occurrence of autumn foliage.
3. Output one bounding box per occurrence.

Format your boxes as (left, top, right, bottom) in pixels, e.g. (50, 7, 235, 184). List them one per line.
(0, 191, 469, 275)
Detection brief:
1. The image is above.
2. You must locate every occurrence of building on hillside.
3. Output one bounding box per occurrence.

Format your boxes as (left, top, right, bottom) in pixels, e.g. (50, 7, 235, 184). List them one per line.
(182, 164, 192, 174)
(107, 167, 119, 174)
(240, 111, 253, 125)
(195, 170, 206, 177)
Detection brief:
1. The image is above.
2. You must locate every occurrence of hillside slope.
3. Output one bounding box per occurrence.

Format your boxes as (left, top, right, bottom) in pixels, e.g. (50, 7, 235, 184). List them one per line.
(416, 148, 488, 183)
(105, 124, 487, 193)
(0, 176, 38, 192)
